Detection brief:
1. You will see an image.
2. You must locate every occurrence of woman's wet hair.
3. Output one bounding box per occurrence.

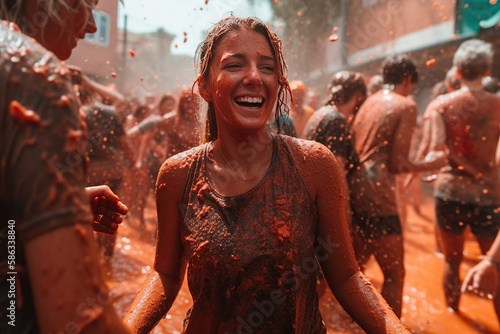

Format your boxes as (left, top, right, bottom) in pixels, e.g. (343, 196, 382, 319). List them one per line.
(134, 105, 149, 121)
(381, 55, 418, 85)
(0, 0, 93, 41)
(159, 94, 175, 106)
(194, 15, 291, 142)
(177, 88, 195, 118)
(158, 94, 175, 114)
(453, 39, 493, 81)
(325, 71, 367, 108)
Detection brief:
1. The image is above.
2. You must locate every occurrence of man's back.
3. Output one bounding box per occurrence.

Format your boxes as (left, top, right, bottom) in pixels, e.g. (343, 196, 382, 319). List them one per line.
(350, 89, 417, 216)
(351, 89, 417, 167)
(435, 89, 500, 205)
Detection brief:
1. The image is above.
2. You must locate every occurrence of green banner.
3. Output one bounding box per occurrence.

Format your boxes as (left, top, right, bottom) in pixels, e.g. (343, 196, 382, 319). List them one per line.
(456, 0, 500, 36)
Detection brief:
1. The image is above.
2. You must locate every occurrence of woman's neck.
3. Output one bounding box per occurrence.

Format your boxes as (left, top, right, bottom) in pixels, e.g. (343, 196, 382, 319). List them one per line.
(206, 129, 274, 191)
(216, 129, 273, 166)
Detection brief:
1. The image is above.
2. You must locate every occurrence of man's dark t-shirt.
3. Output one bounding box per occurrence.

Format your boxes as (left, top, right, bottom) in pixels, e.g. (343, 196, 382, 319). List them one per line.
(0, 22, 91, 333)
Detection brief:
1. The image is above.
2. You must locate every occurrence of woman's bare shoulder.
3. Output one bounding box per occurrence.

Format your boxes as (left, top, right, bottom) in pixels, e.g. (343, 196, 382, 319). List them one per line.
(157, 144, 205, 193)
(281, 135, 337, 166)
(279, 135, 342, 192)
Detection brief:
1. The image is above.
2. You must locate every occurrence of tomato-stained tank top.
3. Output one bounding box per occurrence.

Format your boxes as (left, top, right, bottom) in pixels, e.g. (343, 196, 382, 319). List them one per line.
(180, 134, 326, 333)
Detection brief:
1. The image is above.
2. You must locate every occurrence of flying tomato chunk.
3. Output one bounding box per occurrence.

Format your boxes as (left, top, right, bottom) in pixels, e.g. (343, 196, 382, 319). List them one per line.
(329, 34, 339, 42)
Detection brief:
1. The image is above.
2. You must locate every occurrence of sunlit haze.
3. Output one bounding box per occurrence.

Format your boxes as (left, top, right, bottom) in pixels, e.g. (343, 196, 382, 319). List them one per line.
(117, 0, 273, 57)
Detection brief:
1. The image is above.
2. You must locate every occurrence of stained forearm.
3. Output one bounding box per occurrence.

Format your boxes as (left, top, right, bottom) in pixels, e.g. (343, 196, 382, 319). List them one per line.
(124, 271, 182, 333)
(331, 272, 410, 333)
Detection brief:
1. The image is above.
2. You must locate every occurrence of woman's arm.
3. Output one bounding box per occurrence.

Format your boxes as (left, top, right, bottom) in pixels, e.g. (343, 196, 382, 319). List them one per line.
(124, 155, 189, 333)
(309, 143, 410, 333)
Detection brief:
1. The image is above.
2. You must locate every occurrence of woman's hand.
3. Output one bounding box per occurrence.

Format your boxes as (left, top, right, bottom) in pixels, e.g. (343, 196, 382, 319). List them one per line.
(86, 185, 128, 234)
(461, 259, 499, 299)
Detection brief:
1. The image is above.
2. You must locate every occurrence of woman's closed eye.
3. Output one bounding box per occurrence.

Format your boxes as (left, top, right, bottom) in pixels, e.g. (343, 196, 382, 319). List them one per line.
(224, 63, 243, 70)
(260, 65, 276, 73)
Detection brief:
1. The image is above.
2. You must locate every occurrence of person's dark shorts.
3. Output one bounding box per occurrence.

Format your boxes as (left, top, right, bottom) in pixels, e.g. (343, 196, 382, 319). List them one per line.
(435, 198, 500, 238)
(351, 211, 402, 239)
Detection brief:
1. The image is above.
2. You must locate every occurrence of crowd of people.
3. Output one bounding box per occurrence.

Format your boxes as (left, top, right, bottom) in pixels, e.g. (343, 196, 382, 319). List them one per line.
(1, 0, 500, 333)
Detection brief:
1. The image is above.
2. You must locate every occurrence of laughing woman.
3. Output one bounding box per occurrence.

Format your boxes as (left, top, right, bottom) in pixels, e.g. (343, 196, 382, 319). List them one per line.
(125, 16, 409, 334)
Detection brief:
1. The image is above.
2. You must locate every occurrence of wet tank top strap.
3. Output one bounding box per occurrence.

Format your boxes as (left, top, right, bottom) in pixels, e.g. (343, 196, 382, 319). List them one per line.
(180, 143, 208, 219)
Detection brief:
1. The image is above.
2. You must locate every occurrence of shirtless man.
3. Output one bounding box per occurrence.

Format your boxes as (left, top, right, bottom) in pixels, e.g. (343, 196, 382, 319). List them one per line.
(417, 66, 462, 164)
(349, 55, 445, 317)
(289, 80, 315, 137)
(424, 39, 500, 313)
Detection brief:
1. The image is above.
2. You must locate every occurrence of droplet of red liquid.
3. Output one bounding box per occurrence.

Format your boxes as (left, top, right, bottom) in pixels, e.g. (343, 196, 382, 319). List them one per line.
(332, 27, 338, 33)
(329, 34, 339, 42)
(426, 59, 436, 67)
(111, 72, 117, 77)
(129, 50, 135, 57)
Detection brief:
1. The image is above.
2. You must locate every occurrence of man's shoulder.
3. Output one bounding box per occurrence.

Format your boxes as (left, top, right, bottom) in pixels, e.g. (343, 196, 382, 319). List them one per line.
(0, 21, 66, 80)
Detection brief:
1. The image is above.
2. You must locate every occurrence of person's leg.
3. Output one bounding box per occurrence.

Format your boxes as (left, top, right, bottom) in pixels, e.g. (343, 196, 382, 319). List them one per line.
(372, 234, 405, 318)
(494, 279, 500, 327)
(395, 175, 407, 226)
(351, 213, 374, 271)
(435, 198, 468, 311)
(410, 173, 422, 214)
(439, 228, 464, 311)
(476, 235, 495, 256)
(474, 204, 500, 255)
(434, 225, 445, 257)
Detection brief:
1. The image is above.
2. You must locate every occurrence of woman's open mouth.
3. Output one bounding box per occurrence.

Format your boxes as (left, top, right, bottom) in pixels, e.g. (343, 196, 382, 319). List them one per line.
(235, 96, 264, 109)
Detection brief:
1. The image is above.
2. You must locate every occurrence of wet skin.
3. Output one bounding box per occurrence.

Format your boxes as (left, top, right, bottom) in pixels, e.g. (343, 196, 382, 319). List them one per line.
(349, 83, 446, 317)
(124, 28, 409, 333)
(425, 85, 500, 313)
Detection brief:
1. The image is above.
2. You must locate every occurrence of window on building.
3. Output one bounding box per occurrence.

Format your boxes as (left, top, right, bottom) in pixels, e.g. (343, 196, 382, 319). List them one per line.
(84, 10, 110, 47)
